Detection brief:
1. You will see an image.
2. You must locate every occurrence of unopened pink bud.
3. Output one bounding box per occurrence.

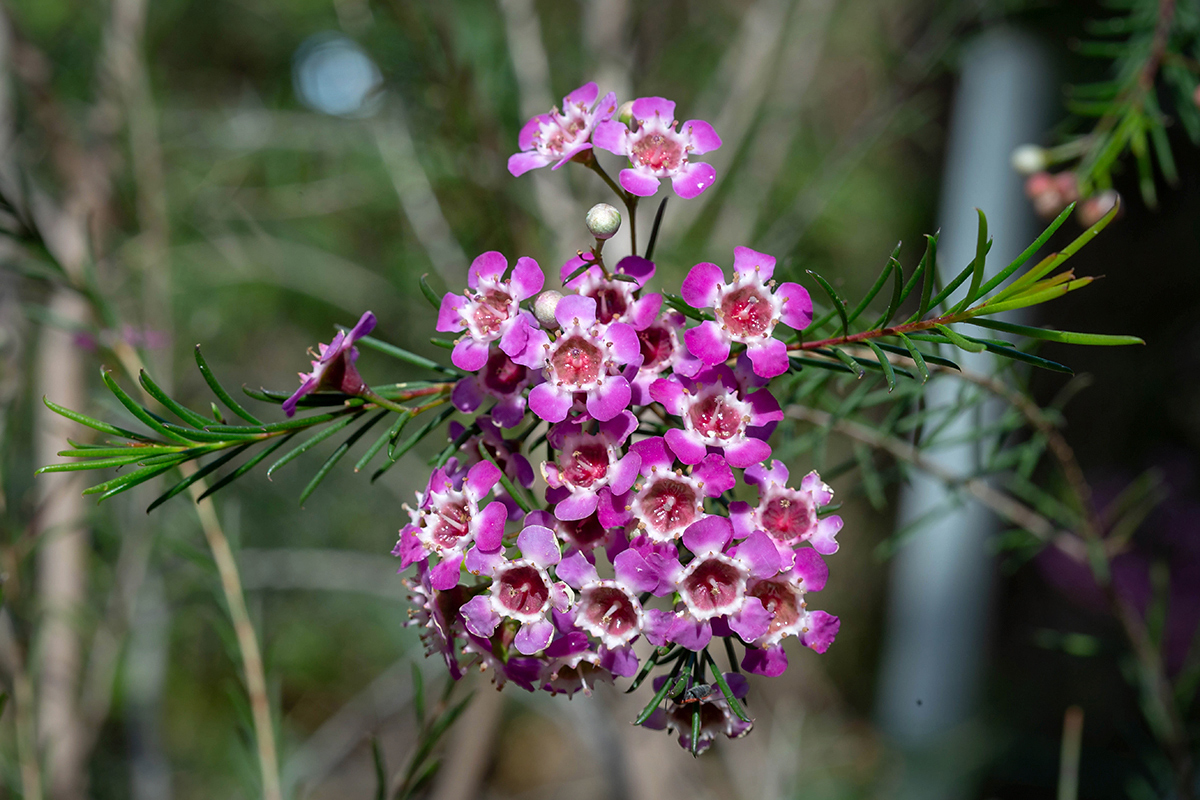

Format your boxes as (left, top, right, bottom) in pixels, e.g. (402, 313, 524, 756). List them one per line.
(1076, 190, 1120, 227)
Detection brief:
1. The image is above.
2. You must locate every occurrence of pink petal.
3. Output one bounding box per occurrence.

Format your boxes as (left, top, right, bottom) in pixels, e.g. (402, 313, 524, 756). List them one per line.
(518, 524, 561, 567)
(461, 595, 501, 637)
(746, 388, 784, 425)
(729, 596, 771, 642)
(594, 91, 618, 121)
(609, 452, 641, 495)
(747, 459, 789, 491)
(671, 161, 716, 199)
(515, 618, 554, 655)
(667, 616, 712, 651)
(642, 609, 677, 647)
(564, 81, 599, 107)
(451, 377, 483, 413)
(555, 293, 597, 329)
(629, 293, 663, 330)
(512, 328, 550, 369)
(619, 168, 660, 197)
(498, 316, 531, 358)
(348, 311, 377, 341)
(791, 548, 829, 592)
(729, 501, 756, 539)
(614, 549, 657, 594)
(468, 251, 507, 290)
(473, 501, 508, 551)
(508, 151, 552, 176)
(465, 460, 502, 497)
(451, 337, 490, 372)
(600, 645, 639, 677)
(592, 119, 629, 156)
(730, 531, 782, 578)
(464, 544, 504, 576)
(586, 376, 631, 421)
(551, 142, 592, 168)
(631, 96, 676, 123)
(557, 551, 599, 588)
(801, 470, 833, 504)
(682, 516, 732, 556)
(648, 377, 686, 415)
(811, 515, 843, 555)
(555, 492, 600, 521)
(599, 409, 638, 443)
(680, 262, 724, 309)
(665, 428, 708, 465)
(732, 246, 776, 282)
(615, 255, 656, 286)
(746, 337, 789, 378)
(436, 293, 467, 332)
(682, 119, 721, 154)
(528, 383, 572, 423)
(517, 114, 548, 151)
(776, 281, 813, 330)
(684, 321, 731, 365)
(606, 321, 641, 365)
(742, 645, 788, 677)
(629, 436, 673, 473)
(597, 488, 632, 528)
(429, 552, 464, 591)
(693, 453, 735, 496)
(491, 395, 528, 428)
(723, 437, 771, 469)
(511, 256, 545, 300)
(800, 610, 840, 653)
(560, 254, 597, 287)
(394, 525, 426, 569)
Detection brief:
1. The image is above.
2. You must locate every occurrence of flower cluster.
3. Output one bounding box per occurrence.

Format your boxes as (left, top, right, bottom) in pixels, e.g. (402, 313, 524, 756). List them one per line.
(384, 82, 841, 755)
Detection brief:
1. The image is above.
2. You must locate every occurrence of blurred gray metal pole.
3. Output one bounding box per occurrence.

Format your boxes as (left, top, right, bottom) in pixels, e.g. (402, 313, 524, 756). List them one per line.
(875, 27, 1053, 798)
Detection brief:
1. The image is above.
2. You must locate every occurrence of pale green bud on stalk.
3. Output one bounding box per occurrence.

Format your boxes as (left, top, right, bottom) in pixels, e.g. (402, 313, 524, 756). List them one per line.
(534, 290, 563, 330)
(1010, 144, 1048, 175)
(586, 203, 622, 240)
(616, 100, 635, 126)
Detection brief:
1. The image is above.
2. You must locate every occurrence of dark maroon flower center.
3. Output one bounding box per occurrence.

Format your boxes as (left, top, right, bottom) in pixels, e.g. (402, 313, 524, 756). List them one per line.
(482, 350, 528, 395)
(681, 558, 742, 614)
(562, 442, 610, 488)
(632, 132, 684, 172)
(495, 565, 550, 616)
(582, 586, 639, 637)
(720, 286, 772, 337)
(550, 335, 603, 386)
(749, 580, 801, 637)
(587, 284, 628, 324)
(562, 515, 608, 549)
(639, 478, 699, 533)
(473, 289, 513, 335)
(759, 493, 815, 544)
(688, 395, 744, 440)
(428, 500, 470, 548)
(638, 323, 674, 369)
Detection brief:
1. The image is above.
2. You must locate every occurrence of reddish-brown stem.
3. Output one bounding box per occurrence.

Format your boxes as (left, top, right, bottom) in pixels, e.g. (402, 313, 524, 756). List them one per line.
(788, 311, 969, 351)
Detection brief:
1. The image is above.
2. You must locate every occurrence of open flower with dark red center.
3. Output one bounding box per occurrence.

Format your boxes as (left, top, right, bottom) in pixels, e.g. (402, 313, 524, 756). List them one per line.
(526, 509, 629, 563)
(451, 347, 538, 428)
(740, 548, 839, 677)
(437, 252, 544, 372)
(508, 83, 618, 176)
(283, 311, 376, 417)
(593, 97, 722, 198)
(445, 418, 535, 521)
(680, 247, 813, 378)
(560, 253, 660, 327)
(543, 411, 641, 521)
(460, 524, 573, 655)
(393, 461, 507, 591)
(650, 367, 783, 468)
(731, 460, 843, 558)
(557, 548, 656, 653)
(403, 561, 469, 680)
(627, 437, 734, 543)
(517, 294, 641, 423)
(460, 633, 543, 692)
(645, 516, 781, 651)
(641, 673, 753, 753)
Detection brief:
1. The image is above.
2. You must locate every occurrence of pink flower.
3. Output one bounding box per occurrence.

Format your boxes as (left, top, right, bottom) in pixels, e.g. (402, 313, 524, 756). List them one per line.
(593, 97, 722, 198)
(460, 525, 573, 655)
(680, 247, 812, 378)
(731, 460, 843, 558)
(283, 311, 376, 416)
(560, 254, 659, 326)
(508, 83, 618, 176)
(403, 561, 469, 680)
(392, 461, 508, 591)
(517, 294, 641, 423)
(445, 418, 535, 521)
(450, 347, 539, 428)
(626, 437, 734, 543)
(437, 252, 544, 372)
(643, 516, 781, 650)
(542, 411, 641, 521)
(539, 631, 614, 697)
(650, 366, 783, 469)
(641, 673, 753, 753)
(740, 548, 840, 677)
(557, 549, 657, 650)
(525, 509, 628, 561)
